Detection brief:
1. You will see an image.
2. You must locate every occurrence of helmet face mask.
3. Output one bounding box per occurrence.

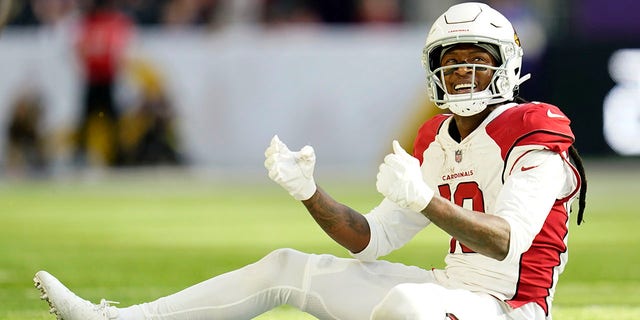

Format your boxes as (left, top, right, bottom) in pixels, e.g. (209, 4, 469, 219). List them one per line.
(422, 2, 530, 116)
(429, 62, 504, 116)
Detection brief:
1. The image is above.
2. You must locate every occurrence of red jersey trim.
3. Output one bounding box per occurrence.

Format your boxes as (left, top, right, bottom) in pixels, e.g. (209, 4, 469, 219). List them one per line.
(485, 103, 574, 157)
(413, 114, 449, 164)
(558, 155, 582, 203)
(500, 129, 576, 183)
(507, 202, 569, 315)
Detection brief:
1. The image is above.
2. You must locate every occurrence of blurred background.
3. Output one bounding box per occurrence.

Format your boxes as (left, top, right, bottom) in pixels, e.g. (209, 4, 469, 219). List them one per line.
(0, 0, 638, 180)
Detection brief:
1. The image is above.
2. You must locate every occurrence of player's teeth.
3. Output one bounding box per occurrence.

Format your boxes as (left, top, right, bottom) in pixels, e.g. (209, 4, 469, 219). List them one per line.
(454, 83, 473, 90)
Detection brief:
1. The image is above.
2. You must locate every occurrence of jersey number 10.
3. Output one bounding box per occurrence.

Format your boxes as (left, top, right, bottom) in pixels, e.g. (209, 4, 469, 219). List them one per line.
(438, 182, 485, 254)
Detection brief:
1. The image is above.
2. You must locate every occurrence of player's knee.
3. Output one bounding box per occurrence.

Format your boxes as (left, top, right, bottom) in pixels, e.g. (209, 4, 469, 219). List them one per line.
(262, 248, 303, 265)
(254, 248, 305, 281)
(371, 283, 444, 320)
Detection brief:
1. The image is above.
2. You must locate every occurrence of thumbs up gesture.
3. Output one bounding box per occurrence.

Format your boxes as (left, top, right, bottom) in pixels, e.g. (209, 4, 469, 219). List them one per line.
(376, 141, 434, 212)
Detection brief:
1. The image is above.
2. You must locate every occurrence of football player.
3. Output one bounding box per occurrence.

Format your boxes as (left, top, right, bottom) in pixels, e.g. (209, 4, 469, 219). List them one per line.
(34, 2, 587, 319)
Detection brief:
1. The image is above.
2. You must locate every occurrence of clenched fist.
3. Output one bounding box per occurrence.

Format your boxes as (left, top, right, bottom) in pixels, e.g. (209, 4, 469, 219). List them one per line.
(264, 135, 317, 201)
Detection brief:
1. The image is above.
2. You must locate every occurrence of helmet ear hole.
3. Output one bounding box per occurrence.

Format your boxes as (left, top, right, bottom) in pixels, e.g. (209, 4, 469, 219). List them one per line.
(495, 77, 510, 95)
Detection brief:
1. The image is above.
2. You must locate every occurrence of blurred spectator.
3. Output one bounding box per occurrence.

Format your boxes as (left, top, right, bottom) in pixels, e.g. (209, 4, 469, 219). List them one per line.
(116, 58, 183, 165)
(119, 0, 162, 25)
(31, 0, 78, 25)
(0, 0, 13, 29)
(6, 0, 414, 27)
(160, 0, 220, 27)
(261, 0, 322, 25)
(119, 0, 221, 27)
(261, 0, 365, 25)
(4, 89, 48, 177)
(356, 0, 403, 24)
(260, 0, 405, 26)
(7, 0, 76, 26)
(74, 0, 135, 167)
(4, 0, 40, 25)
(315, 0, 357, 23)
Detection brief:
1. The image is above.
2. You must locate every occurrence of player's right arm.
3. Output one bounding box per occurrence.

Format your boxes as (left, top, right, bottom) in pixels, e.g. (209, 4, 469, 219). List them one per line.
(264, 135, 370, 253)
(301, 187, 371, 253)
(303, 189, 431, 258)
(265, 135, 432, 257)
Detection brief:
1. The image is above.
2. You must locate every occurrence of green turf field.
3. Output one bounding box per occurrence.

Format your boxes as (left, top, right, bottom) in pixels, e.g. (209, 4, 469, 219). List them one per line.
(1, 160, 639, 319)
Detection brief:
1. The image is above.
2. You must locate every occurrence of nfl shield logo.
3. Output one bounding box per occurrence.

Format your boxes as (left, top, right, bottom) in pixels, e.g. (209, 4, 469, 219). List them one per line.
(455, 150, 462, 163)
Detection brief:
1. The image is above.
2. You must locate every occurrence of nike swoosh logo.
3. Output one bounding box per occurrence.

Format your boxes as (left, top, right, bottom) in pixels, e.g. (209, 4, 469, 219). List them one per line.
(521, 165, 538, 172)
(547, 109, 565, 118)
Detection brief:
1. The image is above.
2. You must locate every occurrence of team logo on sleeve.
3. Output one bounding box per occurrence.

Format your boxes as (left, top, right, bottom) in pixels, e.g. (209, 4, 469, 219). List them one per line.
(546, 109, 565, 118)
(455, 150, 463, 163)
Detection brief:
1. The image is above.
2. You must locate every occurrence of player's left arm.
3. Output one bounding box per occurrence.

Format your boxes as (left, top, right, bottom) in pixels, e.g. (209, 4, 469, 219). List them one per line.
(423, 198, 511, 260)
(426, 149, 567, 261)
(496, 149, 569, 263)
(376, 141, 567, 261)
(377, 141, 511, 260)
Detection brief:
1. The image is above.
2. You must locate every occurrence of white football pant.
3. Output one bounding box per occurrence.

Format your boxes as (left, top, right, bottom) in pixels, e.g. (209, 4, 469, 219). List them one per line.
(117, 248, 544, 319)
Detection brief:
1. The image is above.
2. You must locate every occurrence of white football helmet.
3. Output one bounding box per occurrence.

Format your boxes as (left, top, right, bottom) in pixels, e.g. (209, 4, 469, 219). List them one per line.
(422, 2, 531, 116)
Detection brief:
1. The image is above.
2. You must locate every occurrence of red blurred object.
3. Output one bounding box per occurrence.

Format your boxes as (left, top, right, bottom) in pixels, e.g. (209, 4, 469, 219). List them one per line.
(76, 9, 134, 84)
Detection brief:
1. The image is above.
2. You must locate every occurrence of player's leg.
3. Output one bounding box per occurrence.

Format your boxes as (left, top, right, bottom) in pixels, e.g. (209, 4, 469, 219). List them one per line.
(122, 248, 436, 319)
(34, 271, 120, 320)
(35, 248, 435, 320)
(120, 247, 317, 319)
(36, 248, 312, 320)
(297, 251, 436, 319)
(370, 282, 509, 320)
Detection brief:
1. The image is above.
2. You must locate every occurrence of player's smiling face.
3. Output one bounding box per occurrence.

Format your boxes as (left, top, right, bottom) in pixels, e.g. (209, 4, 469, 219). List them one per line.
(439, 44, 498, 95)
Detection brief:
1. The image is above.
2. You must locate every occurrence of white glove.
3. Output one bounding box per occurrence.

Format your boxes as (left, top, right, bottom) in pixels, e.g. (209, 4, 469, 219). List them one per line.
(264, 135, 317, 201)
(376, 140, 434, 212)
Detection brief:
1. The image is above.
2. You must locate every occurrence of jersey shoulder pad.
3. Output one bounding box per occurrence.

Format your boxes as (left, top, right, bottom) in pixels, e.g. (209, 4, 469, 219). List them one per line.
(413, 114, 450, 163)
(486, 102, 575, 159)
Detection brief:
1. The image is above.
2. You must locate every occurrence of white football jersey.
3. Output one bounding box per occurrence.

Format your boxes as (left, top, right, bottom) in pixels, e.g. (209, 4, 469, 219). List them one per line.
(355, 102, 581, 317)
(414, 102, 580, 314)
